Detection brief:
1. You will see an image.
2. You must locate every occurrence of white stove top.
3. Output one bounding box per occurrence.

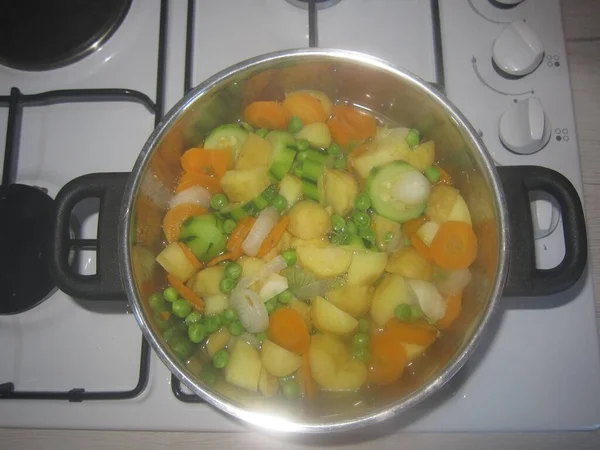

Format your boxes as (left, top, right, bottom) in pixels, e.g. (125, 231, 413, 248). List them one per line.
(0, 0, 599, 433)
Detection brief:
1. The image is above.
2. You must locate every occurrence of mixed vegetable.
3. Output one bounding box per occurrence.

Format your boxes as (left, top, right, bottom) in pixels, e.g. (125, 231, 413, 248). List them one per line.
(149, 90, 477, 400)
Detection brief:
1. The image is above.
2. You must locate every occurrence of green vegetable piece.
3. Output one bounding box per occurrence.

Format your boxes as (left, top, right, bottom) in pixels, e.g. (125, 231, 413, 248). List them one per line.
(228, 206, 248, 222)
(297, 151, 308, 163)
(282, 380, 301, 399)
(213, 349, 230, 369)
(267, 131, 297, 179)
(185, 310, 203, 326)
(163, 287, 178, 303)
(220, 277, 236, 294)
(262, 184, 278, 202)
(244, 202, 260, 217)
(265, 298, 278, 314)
(228, 320, 244, 336)
(410, 305, 423, 320)
(200, 365, 217, 385)
(360, 228, 376, 244)
(149, 292, 168, 312)
(163, 325, 185, 344)
(333, 155, 347, 169)
(256, 331, 268, 342)
(271, 195, 288, 211)
(352, 210, 371, 230)
(172, 299, 192, 319)
(330, 232, 350, 245)
(223, 218, 237, 234)
(222, 308, 238, 322)
(424, 166, 441, 184)
(354, 192, 371, 211)
(406, 129, 420, 148)
(303, 149, 329, 164)
(331, 215, 346, 232)
(224, 262, 242, 280)
(395, 303, 412, 321)
(211, 193, 228, 210)
(204, 315, 222, 333)
(278, 290, 293, 305)
(353, 347, 370, 363)
(301, 159, 325, 182)
(296, 138, 310, 152)
(346, 221, 358, 235)
(282, 249, 297, 267)
(180, 214, 227, 262)
(204, 124, 249, 159)
(188, 323, 207, 343)
(169, 335, 195, 360)
(352, 333, 370, 348)
(256, 128, 269, 138)
(293, 166, 304, 178)
(302, 180, 320, 201)
(327, 143, 341, 156)
(288, 116, 304, 133)
(358, 318, 370, 333)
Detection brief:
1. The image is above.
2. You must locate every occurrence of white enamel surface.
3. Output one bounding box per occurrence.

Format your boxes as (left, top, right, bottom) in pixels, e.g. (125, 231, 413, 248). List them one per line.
(493, 20, 544, 76)
(499, 97, 551, 154)
(1, 0, 599, 434)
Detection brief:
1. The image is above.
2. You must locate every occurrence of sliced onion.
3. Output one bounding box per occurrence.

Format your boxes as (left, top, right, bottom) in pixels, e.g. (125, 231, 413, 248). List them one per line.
(386, 230, 405, 254)
(391, 171, 431, 206)
(237, 255, 288, 291)
(435, 268, 472, 297)
(230, 289, 269, 333)
(408, 279, 446, 322)
(258, 273, 289, 302)
(292, 279, 337, 300)
(240, 332, 261, 349)
(242, 207, 279, 257)
(169, 186, 211, 209)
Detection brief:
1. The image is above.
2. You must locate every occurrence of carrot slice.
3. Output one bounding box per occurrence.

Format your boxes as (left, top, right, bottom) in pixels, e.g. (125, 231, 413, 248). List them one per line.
(327, 115, 353, 148)
(402, 216, 428, 239)
(243, 101, 290, 130)
(282, 93, 327, 125)
(166, 274, 205, 311)
(410, 234, 433, 261)
(176, 172, 221, 194)
(206, 252, 233, 267)
(158, 311, 171, 321)
(257, 216, 290, 257)
(437, 291, 462, 330)
(178, 242, 203, 270)
(268, 307, 310, 355)
(332, 105, 376, 140)
(226, 217, 256, 253)
(162, 204, 208, 243)
(368, 329, 408, 386)
(302, 352, 316, 399)
(180, 148, 213, 174)
(387, 319, 438, 346)
(430, 221, 478, 269)
(210, 149, 233, 178)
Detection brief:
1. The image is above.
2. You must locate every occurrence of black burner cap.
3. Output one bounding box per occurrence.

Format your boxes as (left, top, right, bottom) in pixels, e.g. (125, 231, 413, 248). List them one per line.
(0, 184, 56, 314)
(0, 0, 132, 71)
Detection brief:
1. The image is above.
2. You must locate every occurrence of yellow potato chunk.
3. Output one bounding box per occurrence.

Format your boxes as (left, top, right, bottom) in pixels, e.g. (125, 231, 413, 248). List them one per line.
(220, 168, 270, 203)
(309, 334, 367, 391)
(189, 266, 225, 297)
(235, 133, 273, 170)
(386, 247, 434, 281)
(426, 185, 459, 224)
(260, 339, 302, 377)
(311, 296, 358, 335)
(156, 242, 196, 283)
(288, 200, 331, 239)
(346, 251, 388, 286)
(370, 274, 413, 326)
(326, 285, 373, 319)
(224, 340, 262, 392)
(206, 327, 231, 358)
(258, 367, 280, 398)
(297, 244, 352, 278)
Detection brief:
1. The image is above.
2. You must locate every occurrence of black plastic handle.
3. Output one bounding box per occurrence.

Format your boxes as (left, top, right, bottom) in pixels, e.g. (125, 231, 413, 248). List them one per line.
(49, 173, 129, 300)
(498, 166, 587, 297)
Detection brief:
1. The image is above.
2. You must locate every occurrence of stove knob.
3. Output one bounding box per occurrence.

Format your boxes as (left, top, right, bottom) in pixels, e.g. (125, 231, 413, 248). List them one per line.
(492, 21, 544, 77)
(498, 97, 551, 154)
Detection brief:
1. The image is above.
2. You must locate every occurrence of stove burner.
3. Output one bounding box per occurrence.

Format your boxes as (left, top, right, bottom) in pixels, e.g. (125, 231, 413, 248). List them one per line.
(0, 0, 132, 71)
(0, 184, 56, 314)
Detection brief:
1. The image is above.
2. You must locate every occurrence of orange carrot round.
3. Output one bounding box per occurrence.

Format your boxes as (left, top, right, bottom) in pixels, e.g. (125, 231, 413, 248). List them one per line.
(333, 105, 376, 140)
(368, 330, 407, 386)
(282, 93, 327, 125)
(180, 148, 213, 174)
(243, 101, 290, 130)
(437, 291, 462, 330)
(327, 115, 353, 148)
(162, 204, 207, 243)
(410, 234, 433, 261)
(402, 216, 428, 239)
(176, 172, 221, 194)
(387, 319, 438, 346)
(268, 307, 310, 355)
(430, 221, 478, 269)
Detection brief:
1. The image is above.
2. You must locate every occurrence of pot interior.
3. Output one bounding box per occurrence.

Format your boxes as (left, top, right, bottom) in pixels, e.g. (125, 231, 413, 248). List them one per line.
(125, 51, 506, 431)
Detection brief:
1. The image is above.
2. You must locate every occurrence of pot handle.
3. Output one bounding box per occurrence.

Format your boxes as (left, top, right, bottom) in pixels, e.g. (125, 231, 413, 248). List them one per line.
(49, 173, 129, 300)
(497, 165, 587, 297)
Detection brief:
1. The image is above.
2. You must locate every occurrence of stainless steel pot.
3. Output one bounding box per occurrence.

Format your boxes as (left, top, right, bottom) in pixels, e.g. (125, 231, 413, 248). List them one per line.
(49, 49, 588, 433)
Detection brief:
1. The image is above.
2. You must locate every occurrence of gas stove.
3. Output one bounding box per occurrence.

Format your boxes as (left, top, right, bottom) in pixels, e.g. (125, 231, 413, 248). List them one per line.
(0, 0, 599, 433)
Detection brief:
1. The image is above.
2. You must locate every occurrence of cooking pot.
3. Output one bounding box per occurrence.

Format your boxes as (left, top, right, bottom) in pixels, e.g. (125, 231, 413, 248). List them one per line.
(48, 49, 587, 432)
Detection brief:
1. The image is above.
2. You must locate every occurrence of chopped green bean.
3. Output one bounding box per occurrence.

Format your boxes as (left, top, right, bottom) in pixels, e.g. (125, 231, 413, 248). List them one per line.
(271, 195, 288, 211)
(223, 218, 237, 234)
(331, 215, 346, 232)
(352, 210, 371, 229)
(358, 318, 370, 333)
(353, 347, 370, 363)
(346, 221, 358, 235)
(327, 143, 341, 156)
(296, 138, 310, 152)
(406, 129, 420, 148)
(395, 303, 412, 321)
(333, 155, 347, 169)
(278, 290, 293, 304)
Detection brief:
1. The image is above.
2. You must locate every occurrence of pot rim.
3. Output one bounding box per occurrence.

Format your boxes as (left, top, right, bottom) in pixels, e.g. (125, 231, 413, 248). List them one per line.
(118, 48, 510, 433)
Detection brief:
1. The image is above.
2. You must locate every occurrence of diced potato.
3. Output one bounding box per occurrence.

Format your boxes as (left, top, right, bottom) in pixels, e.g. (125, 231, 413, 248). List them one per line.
(238, 256, 266, 279)
(258, 367, 279, 397)
(346, 251, 388, 286)
(220, 168, 270, 203)
(372, 214, 401, 251)
(288, 200, 331, 239)
(204, 293, 229, 316)
(190, 266, 225, 297)
(279, 174, 303, 209)
(322, 168, 358, 216)
(416, 221, 440, 247)
(353, 146, 401, 179)
(290, 90, 333, 115)
(447, 194, 472, 225)
(311, 296, 358, 335)
(297, 244, 352, 278)
(309, 333, 367, 391)
(206, 327, 231, 357)
(426, 185, 460, 224)
(402, 342, 427, 362)
(261, 339, 302, 377)
(402, 140, 435, 172)
(235, 133, 273, 170)
(289, 298, 312, 330)
(326, 285, 373, 319)
(386, 247, 434, 281)
(370, 274, 414, 326)
(224, 340, 262, 392)
(295, 122, 331, 149)
(289, 236, 328, 249)
(156, 242, 196, 282)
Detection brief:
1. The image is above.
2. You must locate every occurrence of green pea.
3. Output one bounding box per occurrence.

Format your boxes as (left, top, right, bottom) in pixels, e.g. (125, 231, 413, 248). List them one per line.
(384, 231, 394, 243)
(346, 221, 358, 235)
(223, 219, 237, 234)
(293, 166, 304, 178)
(169, 335, 195, 360)
(213, 349, 230, 369)
(425, 166, 441, 184)
(271, 195, 288, 211)
(282, 380, 301, 399)
(153, 311, 172, 331)
(162, 326, 182, 344)
(204, 315, 221, 333)
(256, 128, 269, 138)
(330, 234, 343, 245)
(354, 192, 371, 211)
(224, 262, 242, 280)
(220, 277, 236, 294)
(352, 333, 370, 348)
(221, 309, 237, 324)
(352, 210, 371, 230)
(358, 318, 370, 333)
(200, 365, 217, 385)
(210, 193, 228, 210)
(256, 331, 268, 342)
(360, 228, 376, 244)
(410, 305, 423, 320)
(395, 303, 412, 321)
(331, 215, 346, 232)
(288, 116, 304, 133)
(353, 347, 370, 363)
(265, 298, 278, 314)
(172, 299, 192, 319)
(295, 138, 310, 152)
(185, 310, 203, 326)
(228, 320, 244, 336)
(188, 323, 207, 343)
(282, 249, 297, 267)
(406, 129, 420, 148)
(278, 290, 293, 304)
(163, 287, 178, 303)
(149, 292, 168, 312)
(327, 143, 341, 156)
(333, 155, 347, 169)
